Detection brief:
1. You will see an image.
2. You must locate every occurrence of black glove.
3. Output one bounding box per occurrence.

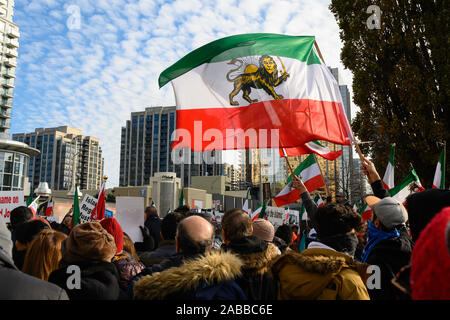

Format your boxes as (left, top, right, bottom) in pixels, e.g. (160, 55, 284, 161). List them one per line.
(135, 226, 155, 252)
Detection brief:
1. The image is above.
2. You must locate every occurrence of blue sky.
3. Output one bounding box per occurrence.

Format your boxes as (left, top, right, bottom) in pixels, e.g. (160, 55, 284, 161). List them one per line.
(11, 0, 356, 187)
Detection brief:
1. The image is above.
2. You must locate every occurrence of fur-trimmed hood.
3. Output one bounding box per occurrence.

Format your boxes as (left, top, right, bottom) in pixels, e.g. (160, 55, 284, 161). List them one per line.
(133, 250, 243, 300)
(271, 248, 370, 300)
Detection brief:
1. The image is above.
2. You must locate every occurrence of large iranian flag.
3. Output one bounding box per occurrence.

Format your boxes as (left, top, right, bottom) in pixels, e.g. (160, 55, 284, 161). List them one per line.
(273, 154, 325, 207)
(382, 144, 396, 190)
(432, 145, 446, 189)
(388, 167, 425, 203)
(159, 34, 352, 151)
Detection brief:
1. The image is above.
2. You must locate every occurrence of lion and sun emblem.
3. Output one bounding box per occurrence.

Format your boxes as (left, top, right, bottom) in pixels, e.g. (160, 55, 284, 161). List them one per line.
(226, 55, 289, 106)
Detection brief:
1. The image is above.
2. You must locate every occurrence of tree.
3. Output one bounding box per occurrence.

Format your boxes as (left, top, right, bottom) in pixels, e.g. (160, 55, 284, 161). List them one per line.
(329, 0, 449, 188)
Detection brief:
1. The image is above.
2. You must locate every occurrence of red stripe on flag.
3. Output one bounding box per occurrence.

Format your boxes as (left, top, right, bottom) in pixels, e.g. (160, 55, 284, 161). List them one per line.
(173, 99, 351, 151)
(273, 189, 301, 207)
(304, 174, 325, 193)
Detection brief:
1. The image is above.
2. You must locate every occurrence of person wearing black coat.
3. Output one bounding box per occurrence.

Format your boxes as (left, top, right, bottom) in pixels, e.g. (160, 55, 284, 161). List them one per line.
(0, 217, 68, 300)
(48, 222, 123, 300)
(221, 209, 279, 300)
(144, 206, 162, 247)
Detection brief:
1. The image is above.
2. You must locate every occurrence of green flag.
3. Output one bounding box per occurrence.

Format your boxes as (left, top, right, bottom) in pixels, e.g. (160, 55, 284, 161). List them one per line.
(179, 189, 184, 207)
(151, 200, 156, 207)
(258, 201, 267, 220)
(71, 184, 81, 229)
(26, 192, 34, 206)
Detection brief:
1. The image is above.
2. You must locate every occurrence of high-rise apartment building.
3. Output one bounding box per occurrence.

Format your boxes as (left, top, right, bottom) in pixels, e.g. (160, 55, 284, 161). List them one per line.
(120, 106, 223, 188)
(0, 0, 19, 139)
(0, 0, 40, 193)
(13, 126, 104, 191)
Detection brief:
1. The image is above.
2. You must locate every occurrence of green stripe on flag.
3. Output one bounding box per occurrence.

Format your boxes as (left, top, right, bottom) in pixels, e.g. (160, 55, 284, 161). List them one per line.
(287, 154, 317, 184)
(389, 144, 396, 165)
(388, 167, 420, 197)
(159, 33, 322, 88)
(72, 185, 80, 229)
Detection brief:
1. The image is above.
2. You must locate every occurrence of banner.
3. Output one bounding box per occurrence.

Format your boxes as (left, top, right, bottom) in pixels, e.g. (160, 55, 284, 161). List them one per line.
(115, 197, 144, 243)
(0, 191, 24, 223)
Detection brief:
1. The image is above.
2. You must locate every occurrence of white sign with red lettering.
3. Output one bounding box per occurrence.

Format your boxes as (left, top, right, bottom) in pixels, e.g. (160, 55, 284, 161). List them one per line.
(79, 194, 98, 224)
(0, 191, 25, 223)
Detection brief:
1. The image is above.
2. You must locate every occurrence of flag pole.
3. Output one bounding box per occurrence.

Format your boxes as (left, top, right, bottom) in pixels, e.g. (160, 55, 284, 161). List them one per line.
(281, 148, 296, 178)
(313, 154, 329, 197)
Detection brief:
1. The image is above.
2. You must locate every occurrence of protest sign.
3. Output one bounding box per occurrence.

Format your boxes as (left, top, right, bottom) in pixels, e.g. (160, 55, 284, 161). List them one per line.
(265, 206, 286, 230)
(115, 197, 144, 243)
(79, 194, 97, 224)
(0, 191, 24, 223)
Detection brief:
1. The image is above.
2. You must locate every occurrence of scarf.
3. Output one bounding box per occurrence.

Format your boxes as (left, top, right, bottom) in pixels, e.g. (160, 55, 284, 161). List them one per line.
(361, 221, 400, 263)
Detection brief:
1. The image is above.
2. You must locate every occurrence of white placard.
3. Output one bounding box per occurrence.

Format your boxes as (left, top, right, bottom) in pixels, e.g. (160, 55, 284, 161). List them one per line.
(0, 191, 24, 223)
(46, 216, 61, 224)
(115, 197, 144, 243)
(79, 194, 97, 224)
(265, 206, 287, 230)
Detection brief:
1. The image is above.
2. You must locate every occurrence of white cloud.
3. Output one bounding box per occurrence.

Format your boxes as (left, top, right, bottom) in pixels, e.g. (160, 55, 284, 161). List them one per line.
(11, 0, 357, 187)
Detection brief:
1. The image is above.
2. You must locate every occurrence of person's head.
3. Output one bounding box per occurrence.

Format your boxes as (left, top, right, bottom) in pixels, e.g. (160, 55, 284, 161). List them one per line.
(405, 189, 450, 242)
(99, 217, 123, 255)
(62, 214, 72, 228)
(221, 208, 253, 244)
(61, 222, 116, 264)
(145, 206, 158, 220)
(123, 232, 139, 261)
(14, 219, 51, 251)
(10, 206, 33, 230)
(366, 196, 408, 232)
(252, 219, 275, 243)
(175, 215, 214, 254)
(161, 212, 183, 241)
(291, 225, 299, 235)
(314, 205, 363, 257)
(275, 224, 293, 246)
(173, 205, 192, 218)
(336, 192, 346, 204)
(22, 229, 67, 280)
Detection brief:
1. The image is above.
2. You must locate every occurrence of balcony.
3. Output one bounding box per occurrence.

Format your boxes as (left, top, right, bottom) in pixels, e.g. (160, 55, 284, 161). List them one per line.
(0, 99, 12, 108)
(7, 28, 20, 38)
(1, 78, 14, 88)
(0, 110, 10, 118)
(1, 89, 13, 98)
(0, 119, 10, 128)
(4, 58, 17, 67)
(3, 68, 15, 78)
(5, 48, 18, 58)
(6, 38, 19, 48)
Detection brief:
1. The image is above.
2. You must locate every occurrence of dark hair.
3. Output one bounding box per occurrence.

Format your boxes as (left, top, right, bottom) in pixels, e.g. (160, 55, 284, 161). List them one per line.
(161, 212, 183, 240)
(275, 224, 293, 245)
(145, 206, 158, 217)
(315, 204, 363, 239)
(174, 205, 192, 217)
(221, 208, 252, 242)
(10, 206, 33, 229)
(176, 219, 213, 254)
(14, 220, 50, 244)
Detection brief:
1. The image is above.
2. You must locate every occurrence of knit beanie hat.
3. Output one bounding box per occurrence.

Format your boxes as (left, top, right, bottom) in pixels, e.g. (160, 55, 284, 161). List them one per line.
(100, 218, 124, 254)
(252, 219, 274, 242)
(62, 222, 116, 263)
(410, 207, 450, 300)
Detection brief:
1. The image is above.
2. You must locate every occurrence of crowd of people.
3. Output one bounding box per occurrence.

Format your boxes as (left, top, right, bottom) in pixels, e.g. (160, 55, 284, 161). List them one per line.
(0, 157, 449, 300)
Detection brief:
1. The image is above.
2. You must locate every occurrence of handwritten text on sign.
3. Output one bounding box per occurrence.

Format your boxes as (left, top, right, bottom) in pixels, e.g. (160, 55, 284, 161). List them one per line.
(0, 191, 25, 223)
(79, 194, 98, 224)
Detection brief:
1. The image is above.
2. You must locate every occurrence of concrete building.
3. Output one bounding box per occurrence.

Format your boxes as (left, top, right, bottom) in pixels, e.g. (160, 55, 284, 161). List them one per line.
(150, 172, 181, 217)
(0, 0, 40, 192)
(119, 106, 223, 188)
(13, 126, 104, 191)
